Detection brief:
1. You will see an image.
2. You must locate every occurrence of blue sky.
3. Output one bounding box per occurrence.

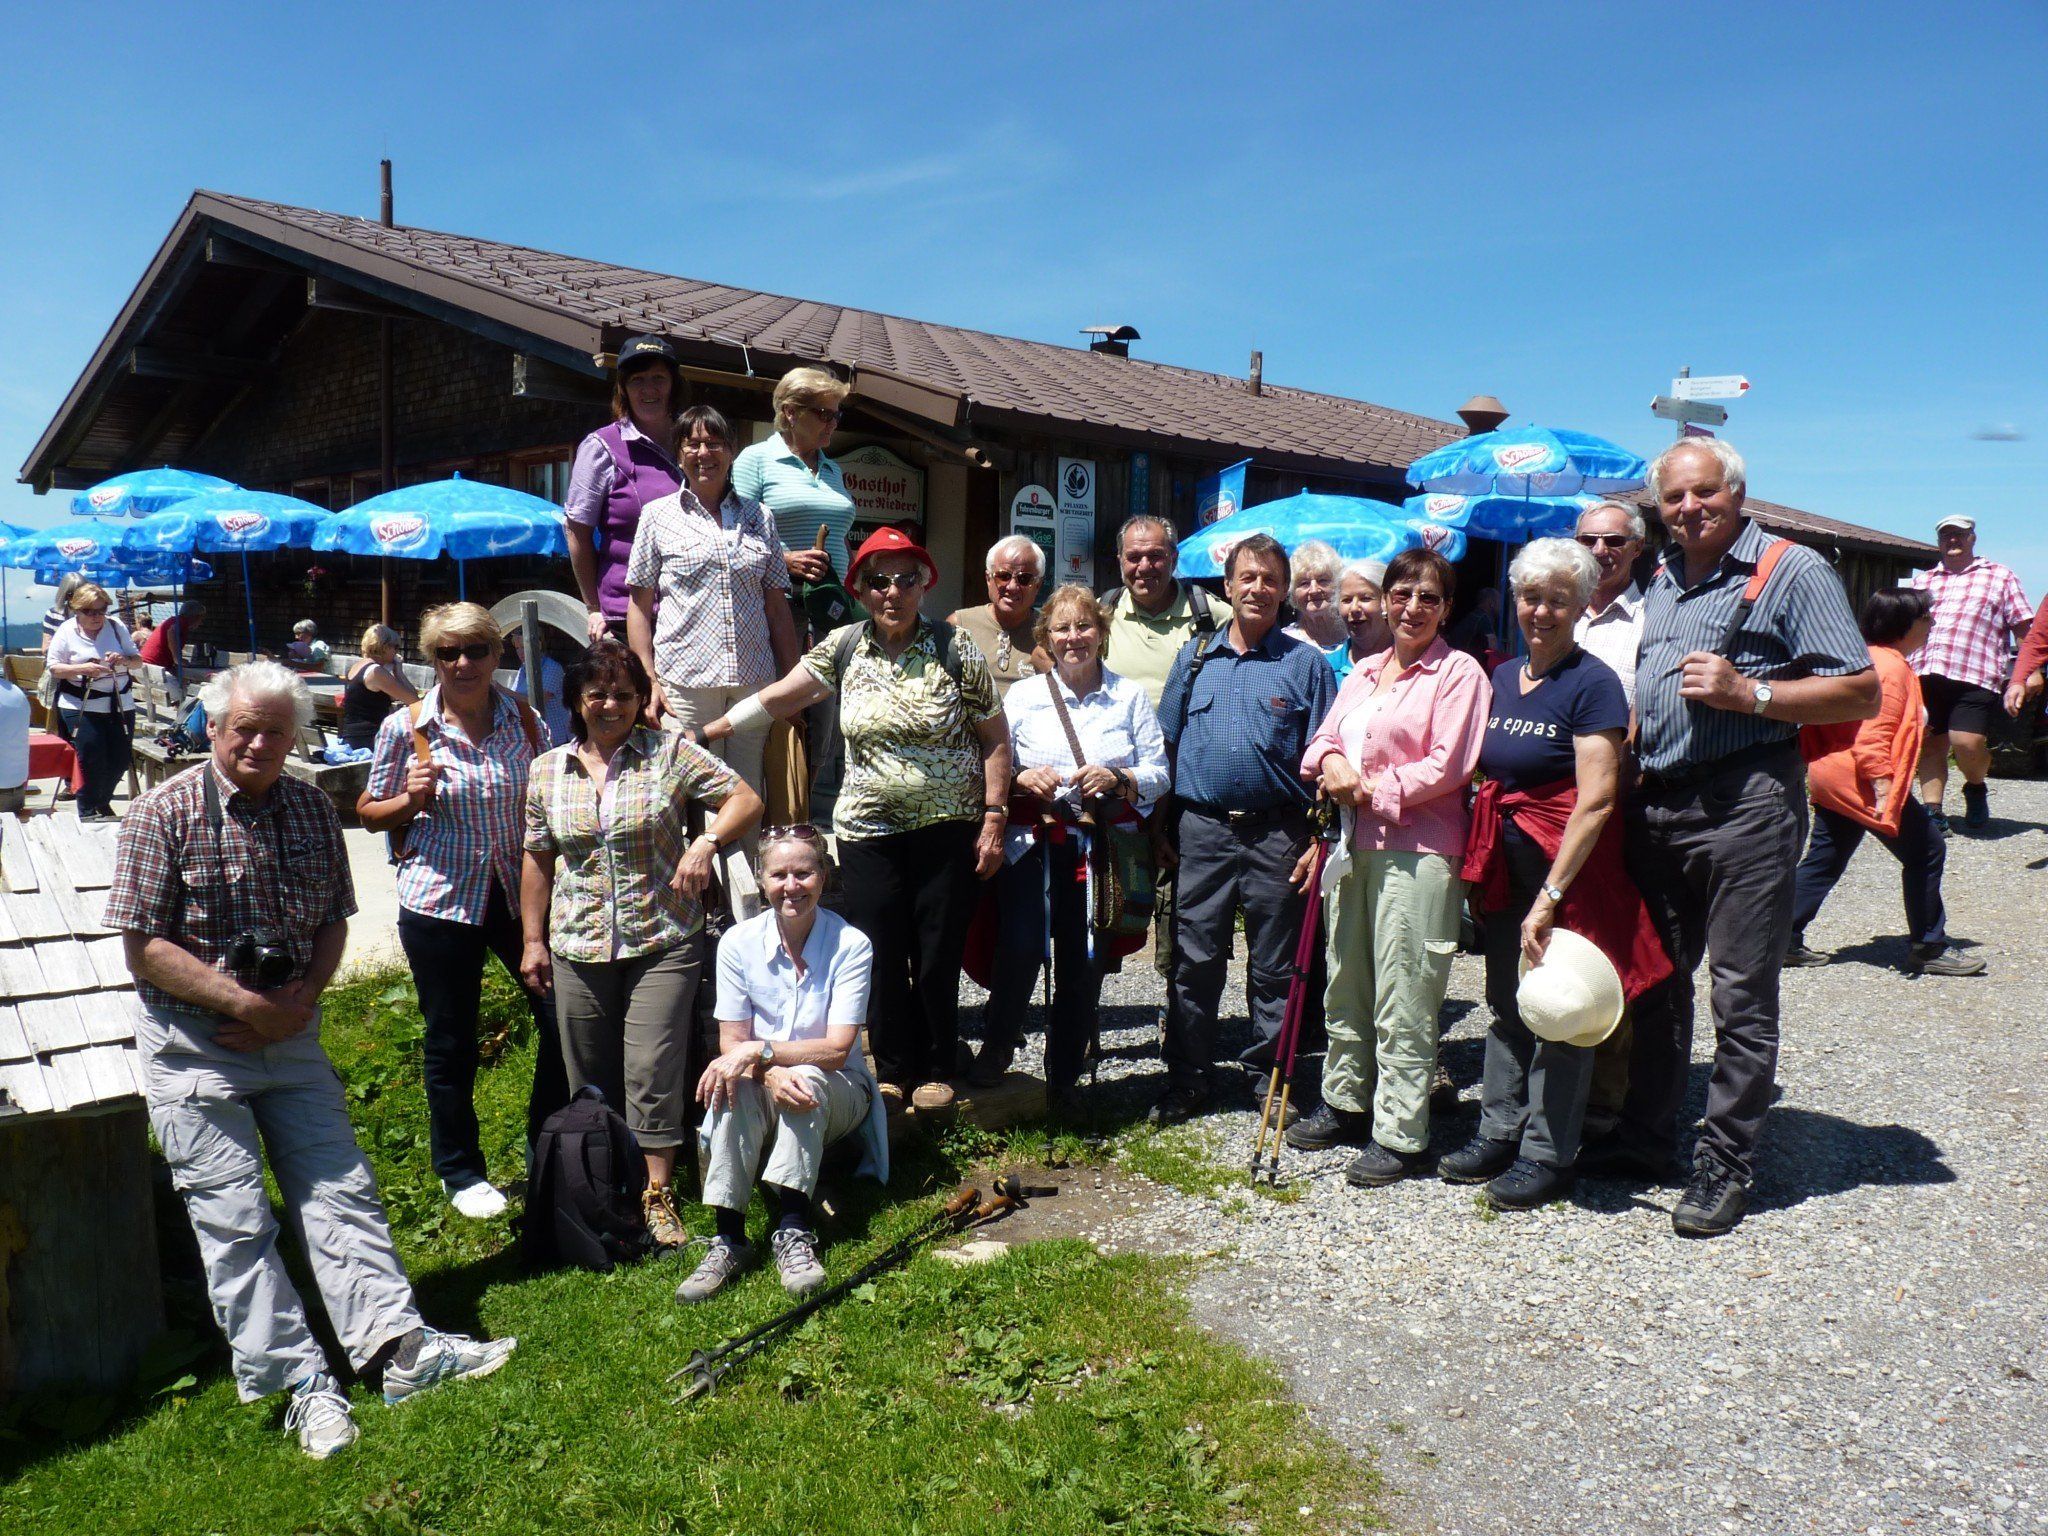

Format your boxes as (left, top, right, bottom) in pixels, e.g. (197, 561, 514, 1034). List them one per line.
(3, 0, 2044, 618)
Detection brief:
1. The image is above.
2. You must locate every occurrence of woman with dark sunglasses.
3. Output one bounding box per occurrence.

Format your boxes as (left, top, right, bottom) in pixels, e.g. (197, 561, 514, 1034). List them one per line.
(694, 528, 1012, 1112)
(359, 603, 567, 1221)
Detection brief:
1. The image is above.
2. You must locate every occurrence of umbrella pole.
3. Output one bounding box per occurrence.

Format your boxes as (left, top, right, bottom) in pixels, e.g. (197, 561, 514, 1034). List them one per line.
(457, 558, 466, 602)
(242, 550, 257, 653)
(381, 557, 392, 628)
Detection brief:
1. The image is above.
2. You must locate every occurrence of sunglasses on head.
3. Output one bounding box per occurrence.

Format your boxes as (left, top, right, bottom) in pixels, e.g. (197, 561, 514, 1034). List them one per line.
(864, 570, 922, 593)
(433, 642, 497, 664)
(762, 823, 823, 842)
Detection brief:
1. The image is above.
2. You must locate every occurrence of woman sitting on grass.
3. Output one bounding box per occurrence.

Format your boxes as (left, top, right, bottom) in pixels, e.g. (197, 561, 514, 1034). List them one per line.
(679, 826, 890, 1305)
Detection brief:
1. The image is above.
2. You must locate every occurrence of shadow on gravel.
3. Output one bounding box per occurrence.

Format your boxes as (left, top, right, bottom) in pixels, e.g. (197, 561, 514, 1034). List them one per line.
(1750, 1107, 1955, 1212)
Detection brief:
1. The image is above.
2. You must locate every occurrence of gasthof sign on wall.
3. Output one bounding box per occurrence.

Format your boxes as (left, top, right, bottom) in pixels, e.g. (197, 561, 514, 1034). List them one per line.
(1010, 483, 1057, 577)
(838, 444, 927, 550)
(1055, 458, 1097, 587)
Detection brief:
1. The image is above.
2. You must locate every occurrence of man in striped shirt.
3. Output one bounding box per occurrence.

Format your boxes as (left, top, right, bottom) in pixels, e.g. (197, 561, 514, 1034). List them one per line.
(1584, 439, 1877, 1239)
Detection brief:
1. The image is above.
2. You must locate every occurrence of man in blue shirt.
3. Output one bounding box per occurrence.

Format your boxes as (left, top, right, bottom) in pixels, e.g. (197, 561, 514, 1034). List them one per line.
(1152, 533, 1337, 1124)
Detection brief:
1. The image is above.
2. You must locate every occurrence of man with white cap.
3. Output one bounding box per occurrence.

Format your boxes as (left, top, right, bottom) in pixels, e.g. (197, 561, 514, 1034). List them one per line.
(1911, 516, 2031, 832)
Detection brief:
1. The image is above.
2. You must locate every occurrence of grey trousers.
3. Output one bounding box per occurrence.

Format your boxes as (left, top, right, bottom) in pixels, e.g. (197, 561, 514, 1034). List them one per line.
(699, 1064, 872, 1209)
(1479, 825, 1593, 1168)
(1620, 750, 1807, 1182)
(142, 1005, 422, 1401)
(1164, 806, 1311, 1090)
(553, 943, 700, 1150)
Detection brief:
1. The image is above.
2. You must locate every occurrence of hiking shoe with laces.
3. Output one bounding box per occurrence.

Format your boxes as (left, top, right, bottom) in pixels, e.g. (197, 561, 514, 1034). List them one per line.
(676, 1237, 753, 1304)
(1344, 1141, 1428, 1188)
(1907, 943, 1987, 977)
(643, 1186, 688, 1249)
(1283, 1102, 1370, 1151)
(1437, 1135, 1518, 1185)
(1147, 1084, 1209, 1127)
(1428, 1057, 1460, 1111)
(1782, 941, 1829, 967)
(1483, 1158, 1575, 1211)
(285, 1374, 358, 1460)
(770, 1228, 827, 1296)
(381, 1330, 517, 1405)
(1672, 1152, 1750, 1239)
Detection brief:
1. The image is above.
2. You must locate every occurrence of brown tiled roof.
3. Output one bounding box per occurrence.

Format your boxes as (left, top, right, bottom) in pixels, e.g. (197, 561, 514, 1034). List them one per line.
(1620, 489, 1935, 560)
(202, 193, 1464, 474)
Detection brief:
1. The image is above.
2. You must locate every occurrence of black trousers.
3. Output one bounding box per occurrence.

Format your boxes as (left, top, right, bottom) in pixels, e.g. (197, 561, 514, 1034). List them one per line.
(397, 882, 568, 1185)
(837, 820, 978, 1087)
(66, 708, 132, 816)
(1790, 799, 1947, 950)
(985, 837, 1103, 1090)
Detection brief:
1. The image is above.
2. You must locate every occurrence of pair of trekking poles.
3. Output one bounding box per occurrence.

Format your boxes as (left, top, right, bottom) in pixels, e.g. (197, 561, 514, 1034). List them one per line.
(1248, 839, 1331, 1187)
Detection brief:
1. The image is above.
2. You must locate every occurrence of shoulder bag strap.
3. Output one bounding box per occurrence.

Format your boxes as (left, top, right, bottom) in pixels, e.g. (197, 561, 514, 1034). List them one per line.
(1045, 670, 1088, 769)
(1716, 537, 1795, 657)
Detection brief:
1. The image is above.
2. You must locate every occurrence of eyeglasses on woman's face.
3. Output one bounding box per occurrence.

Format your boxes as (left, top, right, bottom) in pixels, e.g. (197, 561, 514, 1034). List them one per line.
(76, 605, 110, 617)
(864, 570, 923, 594)
(433, 641, 496, 664)
(579, 687, 641, 707)
(804, 405, 843, 425)
(1385, 586, 1444, 611)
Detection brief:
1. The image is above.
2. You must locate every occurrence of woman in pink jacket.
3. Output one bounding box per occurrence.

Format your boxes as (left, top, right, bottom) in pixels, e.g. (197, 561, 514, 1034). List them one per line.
(1283, 548, 1489, 1188)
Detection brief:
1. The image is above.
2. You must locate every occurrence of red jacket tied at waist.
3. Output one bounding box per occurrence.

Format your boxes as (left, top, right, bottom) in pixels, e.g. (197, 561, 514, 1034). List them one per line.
(1460, 776, 1672, 1004)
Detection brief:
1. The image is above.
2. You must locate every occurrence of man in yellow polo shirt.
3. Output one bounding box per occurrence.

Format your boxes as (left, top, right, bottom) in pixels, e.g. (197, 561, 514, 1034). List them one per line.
(1101, 516, 1227, 706)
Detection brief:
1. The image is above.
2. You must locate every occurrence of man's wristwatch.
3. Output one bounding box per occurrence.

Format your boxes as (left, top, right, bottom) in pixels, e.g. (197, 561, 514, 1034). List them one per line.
(1751, 681, 1775, 716)
(756, 1040, 774, 1067)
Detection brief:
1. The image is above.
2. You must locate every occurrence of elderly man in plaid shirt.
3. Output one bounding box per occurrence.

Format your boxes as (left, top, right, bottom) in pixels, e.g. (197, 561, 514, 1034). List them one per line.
(1911, 515, 2033, 831)
(104, 661, 515, 1460)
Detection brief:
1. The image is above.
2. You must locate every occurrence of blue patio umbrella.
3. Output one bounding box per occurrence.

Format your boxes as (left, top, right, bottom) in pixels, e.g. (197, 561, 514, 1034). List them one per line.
(1399, 491, 1611, 542)
(1406, 427, 1647, 499)
(311, 475, 567, 599)
(119, 488, 330, 652)
(71, 466, 238, 519)
(34, 556, 216, 589)
(0, 522, 36, 637)
(1176, 492, 1467, 580)
(0, 518, 129, 572)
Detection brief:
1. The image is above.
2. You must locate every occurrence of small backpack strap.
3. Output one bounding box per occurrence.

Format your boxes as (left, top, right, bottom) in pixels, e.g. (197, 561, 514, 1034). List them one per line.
(1716, 537, 1795, 657)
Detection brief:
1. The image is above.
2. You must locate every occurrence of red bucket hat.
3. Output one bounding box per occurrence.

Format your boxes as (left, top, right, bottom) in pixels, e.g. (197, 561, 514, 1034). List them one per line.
(849, 526, 939, 590)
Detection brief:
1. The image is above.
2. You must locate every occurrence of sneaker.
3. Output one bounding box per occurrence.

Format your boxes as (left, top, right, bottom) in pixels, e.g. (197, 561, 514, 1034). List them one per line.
(1282, 1102, 1370, 1151)
(1147, 1084, 1209, 1127)
(1483, 1158, 1575, 1211)
(444, 1179, 508, 1220)
(770, 1227, 827, 1296)
(1782, 941, 1829, 968)
(285, 1374, 358, 1460)
(1344, 1141, 1428, 1188)
(1577, 1134, 1676, 1184)
(1437, 1135, 1518, 1185)
(910, 1081, 956, 1111)
(381, 1329, 517, 1405)
(642, 1186, 688, 1249)
(1907, 943, 1988, 977)
(1962, 782, 1989, 830)
(1671, 1152, 1750, 1239)
(676, 1237, 753, 1304)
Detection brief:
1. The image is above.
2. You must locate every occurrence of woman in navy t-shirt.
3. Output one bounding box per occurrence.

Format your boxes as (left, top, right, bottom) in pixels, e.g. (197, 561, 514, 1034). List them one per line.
(1440, 538, 1629, 1212)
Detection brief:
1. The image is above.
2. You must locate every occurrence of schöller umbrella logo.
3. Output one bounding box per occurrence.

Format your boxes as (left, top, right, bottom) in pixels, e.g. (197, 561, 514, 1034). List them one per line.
(371, 515, 430, 552)
(1492, 443, 1551, 473)
(55, 538, 102, 560)
(217, 512, 270, 539)
(1418, 522, 1453, 553)
(87, 487, 122, 511)
(1423, 494, 1466, 518)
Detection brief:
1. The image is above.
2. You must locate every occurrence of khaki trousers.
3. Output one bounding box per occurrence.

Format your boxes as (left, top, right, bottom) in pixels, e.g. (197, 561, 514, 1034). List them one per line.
(1319, 849, 1463, 1153)
(699, 1065, 872, 1209)
(661, 683, 768, 917)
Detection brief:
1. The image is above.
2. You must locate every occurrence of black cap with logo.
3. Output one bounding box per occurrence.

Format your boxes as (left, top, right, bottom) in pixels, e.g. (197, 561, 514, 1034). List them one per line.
(615, 334, 680, 377)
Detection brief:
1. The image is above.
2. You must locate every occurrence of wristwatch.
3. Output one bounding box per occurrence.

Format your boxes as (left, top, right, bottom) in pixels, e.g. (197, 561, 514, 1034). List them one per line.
(1543, 884, 1566, 903)
(1751, 681, 1775, 716)
(756, 1040, 775, 1067)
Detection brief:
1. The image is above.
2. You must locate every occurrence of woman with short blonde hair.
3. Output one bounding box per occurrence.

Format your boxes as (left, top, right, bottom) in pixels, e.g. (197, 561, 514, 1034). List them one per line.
(338, 623, 420, 750)
(736, 366, 858, 587)
(46, 579, 141, 820)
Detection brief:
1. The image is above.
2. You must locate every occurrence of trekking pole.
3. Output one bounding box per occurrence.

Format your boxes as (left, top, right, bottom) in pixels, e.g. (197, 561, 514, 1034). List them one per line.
(669, 1186, 981, 1404)
(1249, 842, 1328, 1186)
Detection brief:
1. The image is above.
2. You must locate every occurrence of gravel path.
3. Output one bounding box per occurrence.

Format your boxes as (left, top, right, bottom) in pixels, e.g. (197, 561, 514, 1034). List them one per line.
(970, 778, 2048, 1536)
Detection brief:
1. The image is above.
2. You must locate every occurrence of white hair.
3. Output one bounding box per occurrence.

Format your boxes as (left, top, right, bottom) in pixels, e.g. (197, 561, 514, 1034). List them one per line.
(1508, 538, 1600, 608)
(197, 660, 314, 727)
(984, 533, 1046, 580)
(1339, 558, 1386, 590)
(1647, 438, 1747, 501)
(1290, 539, 1343, 585)
(1575, 499, 1646, 542)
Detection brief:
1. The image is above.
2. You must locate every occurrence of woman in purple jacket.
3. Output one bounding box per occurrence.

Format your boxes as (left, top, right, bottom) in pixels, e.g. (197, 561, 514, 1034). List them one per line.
(564, 335, 684, 643)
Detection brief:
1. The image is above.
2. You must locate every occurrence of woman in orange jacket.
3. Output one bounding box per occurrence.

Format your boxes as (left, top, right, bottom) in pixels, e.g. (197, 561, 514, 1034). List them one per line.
(1785, 588, 1984, 977)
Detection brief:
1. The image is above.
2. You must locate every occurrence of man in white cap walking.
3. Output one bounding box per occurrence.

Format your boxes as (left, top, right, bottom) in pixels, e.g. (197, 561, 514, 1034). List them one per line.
(1911, 516, 2032, 831)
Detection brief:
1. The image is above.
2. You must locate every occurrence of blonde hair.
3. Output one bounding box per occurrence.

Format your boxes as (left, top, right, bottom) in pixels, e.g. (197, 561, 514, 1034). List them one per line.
(1033, 583, 1113, 651)
(69, 582, 111, 613)
(756, 827, 833, 883)
(360, 623, 402, 661)
(418, 602, 502, 659)
(772, 366, 851, 434)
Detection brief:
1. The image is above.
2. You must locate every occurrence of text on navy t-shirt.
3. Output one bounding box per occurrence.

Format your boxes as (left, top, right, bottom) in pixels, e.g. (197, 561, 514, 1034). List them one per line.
(1478, 648, 1629, 793)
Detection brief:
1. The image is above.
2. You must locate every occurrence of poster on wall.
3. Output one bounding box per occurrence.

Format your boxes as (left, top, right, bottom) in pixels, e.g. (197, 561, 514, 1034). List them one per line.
(1009, 483, 1057, 578)
(1055, 457, 1097, 587)
(1195, 458, 1251, 527)
(838, 444, 927, 554)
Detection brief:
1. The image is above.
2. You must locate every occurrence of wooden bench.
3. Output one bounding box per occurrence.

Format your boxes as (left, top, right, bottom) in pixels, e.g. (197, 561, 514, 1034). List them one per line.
(127, 665, 207, 790)
(279, 722, 369, 817)
(3, 655, 50, 730)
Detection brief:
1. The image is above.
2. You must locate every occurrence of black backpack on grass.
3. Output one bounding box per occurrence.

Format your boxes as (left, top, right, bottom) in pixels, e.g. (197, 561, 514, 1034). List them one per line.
(520, 1087, 651, 1273)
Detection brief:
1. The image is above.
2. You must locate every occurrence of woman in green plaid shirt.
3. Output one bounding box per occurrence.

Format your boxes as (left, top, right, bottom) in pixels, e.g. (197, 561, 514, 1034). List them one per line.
(521, 641, 762, 1247)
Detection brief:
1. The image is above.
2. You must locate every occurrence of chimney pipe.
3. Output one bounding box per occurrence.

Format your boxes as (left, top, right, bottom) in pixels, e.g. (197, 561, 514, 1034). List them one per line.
(1248, 349, 1263, 397)
(1456, 394, 1508, 435)
(379, 159, 393, 227)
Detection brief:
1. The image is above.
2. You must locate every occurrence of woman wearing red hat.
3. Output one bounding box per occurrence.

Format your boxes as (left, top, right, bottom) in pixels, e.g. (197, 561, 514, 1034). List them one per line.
(695, 527, 1012, 1110)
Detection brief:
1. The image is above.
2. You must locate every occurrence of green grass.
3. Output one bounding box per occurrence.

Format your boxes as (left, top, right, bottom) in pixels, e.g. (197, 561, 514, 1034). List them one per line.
(1115, 1123, 1306, 1208)
(0, 965, 1376, 1535)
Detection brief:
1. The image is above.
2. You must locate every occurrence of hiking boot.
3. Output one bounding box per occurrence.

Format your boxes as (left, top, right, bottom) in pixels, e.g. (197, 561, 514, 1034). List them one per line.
(876, 1083, 907, 1114)
(443, 1179, 508, 1221)
(1782, 941, 1829, 967)
(911, 1081, 956, 1111)
(381, 1330, 517, 1405)
(1283, 1102, 1370, 1151)
(1576, 1135, 1674, 1184)
(1483, 1158, 1575, 1211)
(770, 1228, 827, 1296)
(1672, 1152, 1750, 1239)
(1927, 807, 1951, 836)
(1147, 1084, 1209, 1127)
(1429, 1057, 1460, 1111)
(1962, 782, 1990, 830)
(642, 1186, 688, 1249)
(1908, 943, 1987, 977)
(285, 1374, 358, 1460)
(1437, 1135, 1517, 1185)
(1344, 1141, 1428, 1188)
(966, 1044, 1014, 1089)
(676, 1237, 753, 1303)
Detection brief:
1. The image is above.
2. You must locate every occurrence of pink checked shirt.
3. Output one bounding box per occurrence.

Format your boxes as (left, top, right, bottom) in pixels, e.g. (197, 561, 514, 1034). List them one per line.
(1910, 558, 2032, 692)
(367, 686, 544, 923)
(1301, 637, 1489, 858)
